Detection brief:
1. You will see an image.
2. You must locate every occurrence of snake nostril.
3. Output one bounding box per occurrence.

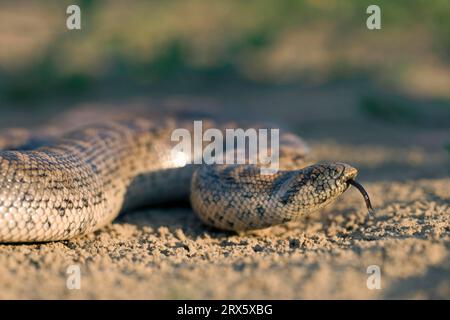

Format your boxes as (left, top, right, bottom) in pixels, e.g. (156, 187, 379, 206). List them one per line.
(343, 165, 358, 180)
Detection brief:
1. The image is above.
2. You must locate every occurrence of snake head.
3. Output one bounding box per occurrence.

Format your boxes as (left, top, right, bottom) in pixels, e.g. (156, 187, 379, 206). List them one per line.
(286, 162, 374, 217)
(316, 162, 358, 188)
(309, 162, 358, 202)
(280, 162, 359, 214)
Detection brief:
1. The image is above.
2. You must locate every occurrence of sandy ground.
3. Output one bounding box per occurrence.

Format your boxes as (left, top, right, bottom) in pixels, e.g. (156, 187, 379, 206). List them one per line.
(0, 82, 449, 299)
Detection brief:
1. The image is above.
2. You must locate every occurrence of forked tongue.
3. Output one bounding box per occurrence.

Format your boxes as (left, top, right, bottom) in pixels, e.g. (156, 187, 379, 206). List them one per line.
(347, 179, 374, 217)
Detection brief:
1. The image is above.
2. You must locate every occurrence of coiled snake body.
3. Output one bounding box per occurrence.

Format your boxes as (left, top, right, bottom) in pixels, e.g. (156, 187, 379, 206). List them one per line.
(0, 117, 372, 242)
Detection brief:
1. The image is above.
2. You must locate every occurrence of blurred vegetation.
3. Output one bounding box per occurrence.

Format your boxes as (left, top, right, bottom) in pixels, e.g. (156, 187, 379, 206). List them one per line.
(0, 0, 449, 103)
(359, 94, 450, 128)
(359, 96, 420, 124)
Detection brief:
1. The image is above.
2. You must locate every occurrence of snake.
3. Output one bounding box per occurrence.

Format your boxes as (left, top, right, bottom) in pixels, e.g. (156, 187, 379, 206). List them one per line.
(0, 117, 373, 242)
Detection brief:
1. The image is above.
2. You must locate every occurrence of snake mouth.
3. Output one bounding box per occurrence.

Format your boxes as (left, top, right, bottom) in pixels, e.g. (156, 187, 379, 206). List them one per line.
(346, 179, 374, 217)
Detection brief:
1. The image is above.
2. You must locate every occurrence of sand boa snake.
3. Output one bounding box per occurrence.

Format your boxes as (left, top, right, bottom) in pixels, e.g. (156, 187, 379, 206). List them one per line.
(0, 117, 372, 242)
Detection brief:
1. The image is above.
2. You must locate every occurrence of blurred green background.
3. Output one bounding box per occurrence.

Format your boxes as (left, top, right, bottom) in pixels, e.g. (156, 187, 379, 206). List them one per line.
(0, 0, 449, 103)
(0, 0, 449, 158)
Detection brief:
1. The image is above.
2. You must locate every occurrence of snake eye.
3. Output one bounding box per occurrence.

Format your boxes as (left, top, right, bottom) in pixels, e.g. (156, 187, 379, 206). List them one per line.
(325, 163, 357, 181)
(331, 169, 341, 179)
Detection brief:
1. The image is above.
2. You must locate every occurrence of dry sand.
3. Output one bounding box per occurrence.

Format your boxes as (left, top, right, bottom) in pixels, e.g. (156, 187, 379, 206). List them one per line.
(0, 83, 449, 299)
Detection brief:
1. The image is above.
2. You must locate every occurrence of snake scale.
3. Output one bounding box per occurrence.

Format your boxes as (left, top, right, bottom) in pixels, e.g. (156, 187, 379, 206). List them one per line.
(0, 117, 372, 242)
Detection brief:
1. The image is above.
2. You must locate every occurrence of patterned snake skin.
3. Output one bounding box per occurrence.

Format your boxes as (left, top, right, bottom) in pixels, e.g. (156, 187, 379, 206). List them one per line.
(0, 117, 372, 242)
